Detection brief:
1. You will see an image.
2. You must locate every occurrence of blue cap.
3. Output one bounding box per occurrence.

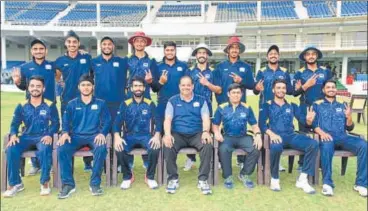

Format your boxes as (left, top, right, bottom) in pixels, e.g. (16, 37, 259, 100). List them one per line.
(299, 45, 323, 62)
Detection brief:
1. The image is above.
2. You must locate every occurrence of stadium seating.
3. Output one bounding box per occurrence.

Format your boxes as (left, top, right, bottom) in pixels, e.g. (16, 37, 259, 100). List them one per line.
(215, 2, 257, 22)
(261, 1, 297, 20)
(5, 1, 68, 25)
(303, 1, 336, 18)
(341, 1, 368, 17)
(59, 3, 147, 27)
(156, 4, 208, 17)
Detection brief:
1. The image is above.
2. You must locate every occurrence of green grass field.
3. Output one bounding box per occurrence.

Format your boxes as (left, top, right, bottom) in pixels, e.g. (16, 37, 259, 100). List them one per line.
(1, 92, 367, 211)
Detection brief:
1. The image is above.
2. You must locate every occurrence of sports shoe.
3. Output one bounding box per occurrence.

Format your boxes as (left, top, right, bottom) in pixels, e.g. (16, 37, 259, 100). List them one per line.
(321, 184, 334, 196)
(3, 183, 25, 198)
(57, 185, 76, 199)
(279, 164, 286, 172)
(270, 178, 281, 191)
(183, 158, 195, 171)
(197, 180, 212, 195)
(354, 185, 367, 197)
(166, 179, 179, 194)
(224, 176, 234, 189)
(146, 178, 158, 189)
(238, 174, 255, 189)
(40, 183, 51, 196)
(120, 174, 135, 190)
(28, 167, 40, 176)
(89, 186, 103, 196)
(84, 165, 92, 172)
(296, 178, 315, 194)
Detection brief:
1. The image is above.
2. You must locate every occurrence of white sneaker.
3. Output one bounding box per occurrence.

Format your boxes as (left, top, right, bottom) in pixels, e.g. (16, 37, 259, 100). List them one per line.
(120, 180, 132, 190)
(146, 179, 158, 189)
(296, 178, 315, 194)
(279, 164, 286, 172)
(40, 183, 51, 196)
(28, 167, 40, 176)
(321, 184, 334, 196)
(3, 183, 25, 198)
(183, 158, 194, 171)
(197, 180, 212, 195)
(270, 178, 281, 191)
(354, 185, 367, 197)
(166, 179, 179, 194)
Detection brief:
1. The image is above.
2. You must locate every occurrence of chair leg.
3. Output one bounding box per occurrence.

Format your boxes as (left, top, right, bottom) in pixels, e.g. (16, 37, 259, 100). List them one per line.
(264, 149, 271, 186)
(288, 156, 295, 174)
(257, 151, 264, 185)
(20, 158, 25, 177)
(357, 113, 361, 124)
(57, 158, 62, 191)
(112, 150, 118, 186)
(213, 148, 219, 186)
(106, 148, 111, 187)
(1, 150, 7, 192)
(163, 159, 167, 185)
(52, 149, 58, 188)
(209, 153, 214, 185)
(157, 149, 163, 186)
(314, 150, 320, 185)
(362, 112, 366, 125)
(341, 157, 348, 176)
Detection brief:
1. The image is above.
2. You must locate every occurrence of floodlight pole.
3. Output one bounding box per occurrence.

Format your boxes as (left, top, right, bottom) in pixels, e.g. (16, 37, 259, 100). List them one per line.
(97, 1, 101, 27)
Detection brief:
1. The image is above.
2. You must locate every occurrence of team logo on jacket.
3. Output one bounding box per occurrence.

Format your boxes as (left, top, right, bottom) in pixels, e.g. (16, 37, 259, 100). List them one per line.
(143, 63, 149, 67)
(64, 63, 69, 67)
(142, 109, 148, 115)
(319, 73, 324, 78)
(286, 108, 291, 113)
(113, 62, 119, 67)
(193, 102, 200, 107)
(29, 68, 35, 70)
(91, 104, 98, 110)
(224, 69, 228, 71)
(336, 108, 342, 112)
(177, 67, 183, 71)
(205, 74, 211, 79)
(96, 64, 101, 67)
(45, 64, 52, 70)
(239, 67, 245, 72)
(40, 110, 47, 115)
(80, 59, 86, 64)
(240, 112, 246, 118)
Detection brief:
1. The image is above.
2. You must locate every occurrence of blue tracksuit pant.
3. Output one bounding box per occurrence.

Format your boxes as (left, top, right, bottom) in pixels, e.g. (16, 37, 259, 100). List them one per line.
(57, 134, 107, 187)
(115, 134, 159, 180)
(6, 135, 52, 186)
(320, 134, 367, 188)
(270, 133, 318, 179)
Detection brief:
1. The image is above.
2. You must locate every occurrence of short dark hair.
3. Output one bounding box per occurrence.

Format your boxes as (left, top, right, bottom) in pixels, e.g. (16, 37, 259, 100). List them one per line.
(164, 41, 176, 49)
(228, 83, 243, 93)
(272, 79, 287, 88)
(131, 76, 145, 86)
(323, 79, 336, 88)
(179, 75, 193, 84)
(28, 75, 45, 87)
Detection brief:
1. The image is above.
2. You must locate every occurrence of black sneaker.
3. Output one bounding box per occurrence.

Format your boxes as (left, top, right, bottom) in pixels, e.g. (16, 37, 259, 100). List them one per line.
(58, 185, 76, 199)
(89, 185, 103, 196)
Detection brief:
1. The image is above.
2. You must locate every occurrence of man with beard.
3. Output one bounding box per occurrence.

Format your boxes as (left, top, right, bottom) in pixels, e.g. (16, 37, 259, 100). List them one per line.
(254, 45, 293, 172)
(163, 76, 213, 195)
(11, 39, 58, 175)
(3, 76, 60, 197)
(113, 77, 161, 190)
(213, 83, 262, 190)
(91, 36, 127, 125)
(126, 31, 158, 168)
(259, 79, 318, 194)
(184, 44, 221, 171)
(55, 30, 94, 171)
(57, 75, 111, 199)
(307, 80, 367, 197)
(213, 36, 255, 168)
(293, 45, 333, 169)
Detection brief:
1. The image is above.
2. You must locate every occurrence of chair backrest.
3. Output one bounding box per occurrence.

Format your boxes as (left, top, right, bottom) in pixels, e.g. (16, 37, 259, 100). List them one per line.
(350, 94, 367, 112)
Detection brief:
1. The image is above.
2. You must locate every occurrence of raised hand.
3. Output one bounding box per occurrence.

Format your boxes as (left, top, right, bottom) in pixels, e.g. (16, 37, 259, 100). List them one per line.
(255, 79, 264, 91)
(229, 72, 242, 83)
(159, 70, 168, 85)
(304, 74, 318, 89)
(306, 106, 316, 124)
(295, 80, 302, 90)
(11, 67, 21, 85)
(344, 104, 352, 119)
(197, 72, 210, 86)
(145, 70, 153, 84)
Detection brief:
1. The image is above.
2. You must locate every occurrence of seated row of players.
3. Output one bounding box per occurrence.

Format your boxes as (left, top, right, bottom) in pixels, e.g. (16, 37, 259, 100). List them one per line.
(4, 74, 367, 199)
(4, 30, 367, 198)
